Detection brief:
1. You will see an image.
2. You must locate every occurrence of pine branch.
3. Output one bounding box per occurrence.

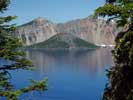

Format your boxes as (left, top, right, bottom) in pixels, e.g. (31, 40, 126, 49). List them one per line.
(0, 78, 48, 100)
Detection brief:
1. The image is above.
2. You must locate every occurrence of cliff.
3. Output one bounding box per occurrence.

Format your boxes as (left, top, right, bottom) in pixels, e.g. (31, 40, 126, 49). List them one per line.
(15, 16, 117, 46)
(15, 17, 58, 46)
(57, 17, 117, 45)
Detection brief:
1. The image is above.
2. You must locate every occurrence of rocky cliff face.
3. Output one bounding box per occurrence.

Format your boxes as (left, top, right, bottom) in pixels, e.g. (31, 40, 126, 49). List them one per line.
(15, 17, 58, 46)
(15, 17, 117, 46)
(57, 17, 117, 45)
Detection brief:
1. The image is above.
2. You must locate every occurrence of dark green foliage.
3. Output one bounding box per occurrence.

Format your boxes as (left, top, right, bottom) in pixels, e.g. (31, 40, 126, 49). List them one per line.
(0, 78, 48, 100)
(32, 39, 70, 48)
(95, 0, 133, 100)
(0, 0, 47, 99)
(21, 34, 26, 43)
(0, 0, 10, 12)
(28, 33, 97, 49)
(29, 35, 70, 48)
(73, 38, 98, 48)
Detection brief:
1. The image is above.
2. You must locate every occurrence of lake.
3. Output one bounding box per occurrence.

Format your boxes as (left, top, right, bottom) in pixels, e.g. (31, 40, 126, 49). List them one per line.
(0, 48, 114, 100)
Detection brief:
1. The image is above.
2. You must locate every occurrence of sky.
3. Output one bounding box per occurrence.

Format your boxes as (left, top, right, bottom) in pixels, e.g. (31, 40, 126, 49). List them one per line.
(4, 0, 105, 25)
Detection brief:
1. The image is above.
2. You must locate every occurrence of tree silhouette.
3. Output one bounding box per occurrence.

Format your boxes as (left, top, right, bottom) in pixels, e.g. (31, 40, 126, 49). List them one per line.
(95, 0, 133, 100)
(0, 0, 47, 99)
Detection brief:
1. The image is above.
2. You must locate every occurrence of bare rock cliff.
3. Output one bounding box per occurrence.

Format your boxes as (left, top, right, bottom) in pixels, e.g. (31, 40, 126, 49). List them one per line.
(15, 17, 57, 46)
(15, 17, 117, 46)
(57, 17, 117, 45)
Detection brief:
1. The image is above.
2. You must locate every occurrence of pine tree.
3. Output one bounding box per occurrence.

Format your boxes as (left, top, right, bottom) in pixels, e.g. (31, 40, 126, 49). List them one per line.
(95, 0, 133, 100)
(0, 0, 47, 100)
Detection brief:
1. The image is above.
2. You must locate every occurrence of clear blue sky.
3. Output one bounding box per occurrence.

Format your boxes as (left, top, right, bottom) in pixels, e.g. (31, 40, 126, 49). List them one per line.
(4, 0, 105, 25)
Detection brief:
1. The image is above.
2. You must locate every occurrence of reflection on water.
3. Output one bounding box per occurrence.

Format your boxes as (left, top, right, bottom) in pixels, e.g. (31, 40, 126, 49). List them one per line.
(27, 48, 113, 75)
(10, 48, 113, 100)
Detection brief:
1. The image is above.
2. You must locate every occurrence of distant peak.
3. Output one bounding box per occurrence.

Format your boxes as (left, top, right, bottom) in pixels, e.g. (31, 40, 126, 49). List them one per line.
(35, 17, 44, 21)
(33, 17, 49, 23)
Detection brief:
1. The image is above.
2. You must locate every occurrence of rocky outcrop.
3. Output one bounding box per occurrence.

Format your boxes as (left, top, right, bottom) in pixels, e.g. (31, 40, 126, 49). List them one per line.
(15, 17, 58, 46)
(57, 17, 117, 45)
(15, 16, 117, 46)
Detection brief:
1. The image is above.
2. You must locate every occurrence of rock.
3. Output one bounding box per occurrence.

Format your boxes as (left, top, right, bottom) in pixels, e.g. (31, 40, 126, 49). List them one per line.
(57, 17, 117, 45)
(14, 16, 118, 46)
(15, 17, 57, 46)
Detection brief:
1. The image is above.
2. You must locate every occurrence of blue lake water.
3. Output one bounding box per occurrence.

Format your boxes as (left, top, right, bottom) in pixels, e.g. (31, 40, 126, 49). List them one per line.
(0, 48, 114, 100)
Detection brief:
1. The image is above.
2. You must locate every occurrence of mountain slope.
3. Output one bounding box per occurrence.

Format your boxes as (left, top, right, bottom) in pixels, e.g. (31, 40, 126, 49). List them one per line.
(15, 16, 118, 46)
(29, 33, 98, 49)
(57, 17, 117, 45)
(15, 17, 58, 46)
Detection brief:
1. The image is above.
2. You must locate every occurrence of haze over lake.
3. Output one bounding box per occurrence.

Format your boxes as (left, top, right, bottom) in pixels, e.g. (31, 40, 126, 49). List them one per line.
(2, 48, 113, 100)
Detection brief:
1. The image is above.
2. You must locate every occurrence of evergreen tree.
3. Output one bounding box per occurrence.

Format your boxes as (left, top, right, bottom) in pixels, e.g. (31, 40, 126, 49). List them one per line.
(95, 0, 133, 100)
(0, 0, 47, 100)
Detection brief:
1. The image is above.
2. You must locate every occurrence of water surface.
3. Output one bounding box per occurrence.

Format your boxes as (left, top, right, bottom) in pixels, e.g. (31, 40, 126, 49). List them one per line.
(1, 48, 114, 100)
